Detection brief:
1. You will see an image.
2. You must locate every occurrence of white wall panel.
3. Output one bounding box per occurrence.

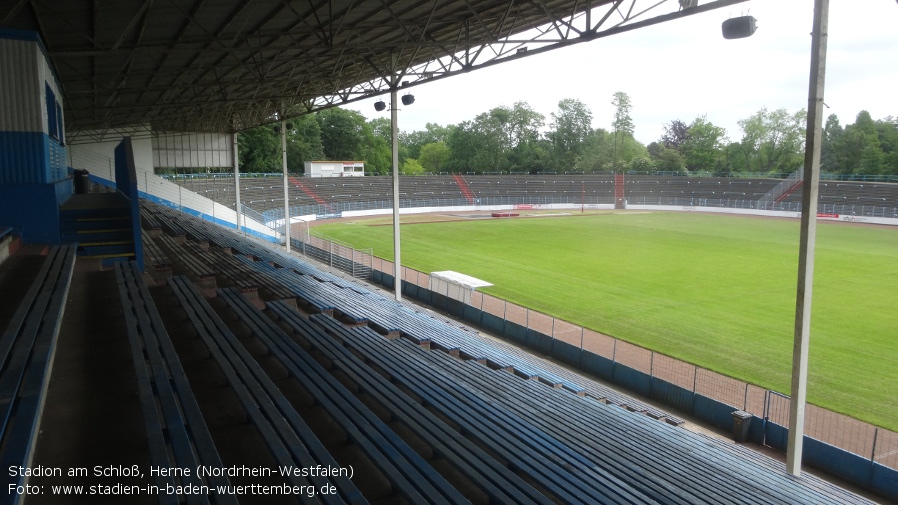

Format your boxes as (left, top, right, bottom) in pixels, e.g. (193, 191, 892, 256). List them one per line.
(68, 132, 154, 181)
(36, 44, 64, 137)
(153, 133, 234, 168)
(0, 38, 40, 132)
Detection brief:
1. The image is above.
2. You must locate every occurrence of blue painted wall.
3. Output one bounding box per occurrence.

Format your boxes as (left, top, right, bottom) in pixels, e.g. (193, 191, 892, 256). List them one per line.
(114, 139, 144, 270)
(0, 180, 67, 243)
(0, 131, 52, 184)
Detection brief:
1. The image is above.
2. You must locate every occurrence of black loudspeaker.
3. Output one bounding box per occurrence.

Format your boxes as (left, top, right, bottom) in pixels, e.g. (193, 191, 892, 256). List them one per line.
(374, 101, 386, 111)
(401, 94, 415, 106)
(722, 16, 757, 39)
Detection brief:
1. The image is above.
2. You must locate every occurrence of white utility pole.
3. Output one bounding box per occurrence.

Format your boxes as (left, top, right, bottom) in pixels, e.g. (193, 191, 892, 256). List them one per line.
(391, 86, 402, 301)
(787, 0, 829, 476)
(281, 117, 291, 252)
(233, 132, 243, 235)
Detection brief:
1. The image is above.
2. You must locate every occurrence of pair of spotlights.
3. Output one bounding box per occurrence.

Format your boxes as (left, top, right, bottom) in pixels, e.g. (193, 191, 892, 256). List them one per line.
(374, 93, 415, 111)
(272, 122, 293, 133)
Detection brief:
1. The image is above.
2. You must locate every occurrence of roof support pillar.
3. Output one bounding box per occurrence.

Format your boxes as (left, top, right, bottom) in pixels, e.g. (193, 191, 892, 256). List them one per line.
(391, 86, 402, 301)
(787, 0, 829, 477)
(233, 131, 244, 236)
(282, 117, 291, 252)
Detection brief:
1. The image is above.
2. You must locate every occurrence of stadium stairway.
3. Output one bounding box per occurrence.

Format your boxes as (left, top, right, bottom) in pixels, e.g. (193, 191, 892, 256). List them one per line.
(59, 193, 135, 265)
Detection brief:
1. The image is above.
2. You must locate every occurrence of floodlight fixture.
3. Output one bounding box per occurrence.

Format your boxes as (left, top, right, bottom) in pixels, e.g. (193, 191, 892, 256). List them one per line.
(722, 16, 757, 39)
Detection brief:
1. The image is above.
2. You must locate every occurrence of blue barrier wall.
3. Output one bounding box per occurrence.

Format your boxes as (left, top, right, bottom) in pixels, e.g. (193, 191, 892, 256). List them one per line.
(114, 139, 144, 271)
(551, 339, 580, 368)
(0, 181, 65, 243)
(580, 351, 614, 382)
(692, 394, 735, 431)
(872, 463, 898, 500)
(0, 132, 51, 184)
(650, 379, 695, 414)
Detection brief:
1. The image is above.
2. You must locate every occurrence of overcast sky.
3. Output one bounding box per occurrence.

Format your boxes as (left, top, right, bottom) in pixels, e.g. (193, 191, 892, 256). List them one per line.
(346, 0, 898, 146)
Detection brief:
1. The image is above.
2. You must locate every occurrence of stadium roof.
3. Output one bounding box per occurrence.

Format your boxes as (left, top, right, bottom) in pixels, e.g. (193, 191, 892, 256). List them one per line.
(1, 0, 745, 137)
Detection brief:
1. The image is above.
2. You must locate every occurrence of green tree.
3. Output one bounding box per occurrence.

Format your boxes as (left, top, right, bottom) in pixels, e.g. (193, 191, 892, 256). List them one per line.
(316, 108, 368, 160)
(837, 111, 886, 175)
(576, 128, 614, 172)
(418, 142, 450, 173)
(401, 158, 425, 175)
(509, 140, 552, 173)
(820, 114, 844, 173)
(238, 124, 280, 172)
(508, 101, 545, 147)
(401, 122, 452, 159)
(721, 142, 750, 173)
(445, 103, 544, 173)
(875, 117, 898, 175)
(507, 101, 546, 172)
(286, 115, 325, 172)
(629, 156, 655, 172)
(651, 145, 686, 174)
(548, 98, 593, 170)
(737, 107, 806, 173)
(577, 128, 647, 173)
(681, 115, 727, 173)
(611, 91, 634, 172)
(445, 122, 478, 172)
(611, 91, 634, 137)
(470, 107, 513, 171)
(359, 117, 393, 175)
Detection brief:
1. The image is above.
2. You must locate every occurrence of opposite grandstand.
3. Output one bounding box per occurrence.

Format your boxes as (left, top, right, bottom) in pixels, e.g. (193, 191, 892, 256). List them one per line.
(168, 173, 898, 222)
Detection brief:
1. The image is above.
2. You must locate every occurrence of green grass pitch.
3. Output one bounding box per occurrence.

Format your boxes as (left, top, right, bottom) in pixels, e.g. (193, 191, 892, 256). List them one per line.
(311, 211, 898, 431)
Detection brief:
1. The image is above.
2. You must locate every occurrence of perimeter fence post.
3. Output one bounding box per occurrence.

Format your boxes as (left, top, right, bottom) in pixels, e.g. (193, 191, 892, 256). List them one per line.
(871, 428, 879, 462)
(744, 383, 749, 411)
(580, 327, 584, 351)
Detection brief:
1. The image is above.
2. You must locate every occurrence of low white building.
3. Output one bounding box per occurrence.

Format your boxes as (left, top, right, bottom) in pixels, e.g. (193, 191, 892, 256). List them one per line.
(304, 160, 365, 177)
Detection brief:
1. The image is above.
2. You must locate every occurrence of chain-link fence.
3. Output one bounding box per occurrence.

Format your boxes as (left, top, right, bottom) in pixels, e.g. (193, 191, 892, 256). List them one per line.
(290, 231, 373, 281)
(628, 195, 898, 218)
(258, 195, 898, 221)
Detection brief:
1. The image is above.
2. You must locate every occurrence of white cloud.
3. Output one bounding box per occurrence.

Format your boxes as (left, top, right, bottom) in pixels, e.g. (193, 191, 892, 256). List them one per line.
(346, 0, 898, 145)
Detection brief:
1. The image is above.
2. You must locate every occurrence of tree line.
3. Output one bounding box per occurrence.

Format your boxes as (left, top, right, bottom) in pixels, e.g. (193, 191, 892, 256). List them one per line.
(233, 93, 898, 177)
